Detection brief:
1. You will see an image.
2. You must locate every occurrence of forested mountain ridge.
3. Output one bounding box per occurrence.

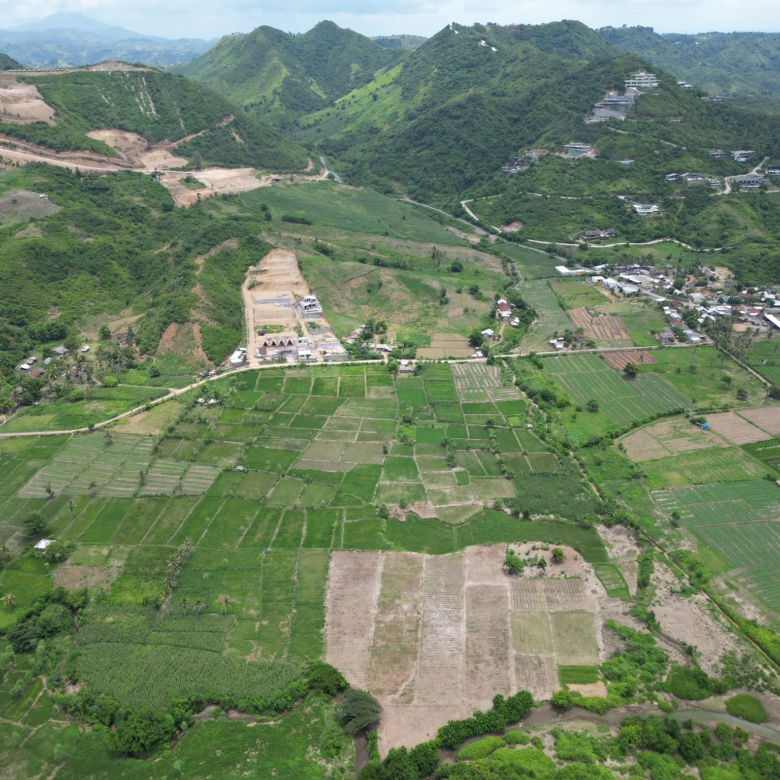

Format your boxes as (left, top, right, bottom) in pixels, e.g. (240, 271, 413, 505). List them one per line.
(598, 26, 780, 103)
(0, 51, 21, 70)
(0, 68, 309, 171)
(175, 21, 402, 132)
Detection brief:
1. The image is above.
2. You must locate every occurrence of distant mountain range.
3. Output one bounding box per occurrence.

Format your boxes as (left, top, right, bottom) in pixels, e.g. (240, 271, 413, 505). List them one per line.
(0, 12, 216, 68)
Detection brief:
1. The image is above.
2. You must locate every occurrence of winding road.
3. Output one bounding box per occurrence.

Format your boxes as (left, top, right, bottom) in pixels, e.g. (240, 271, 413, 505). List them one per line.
(319, 155, 342, 183)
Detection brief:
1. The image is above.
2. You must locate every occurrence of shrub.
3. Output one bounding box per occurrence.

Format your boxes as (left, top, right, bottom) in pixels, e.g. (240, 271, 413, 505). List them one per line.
(504, 730, 530, 745)
(22, 512, 46, 535)
(725, 694, 769, 724)
(456, 736, 505, 761)
(552, 689, 574, 710)
(308, 663, 348, 696)
(663, 667, 714, 700)
(337, 688, 382, 735)
(102, 376, 119, 388)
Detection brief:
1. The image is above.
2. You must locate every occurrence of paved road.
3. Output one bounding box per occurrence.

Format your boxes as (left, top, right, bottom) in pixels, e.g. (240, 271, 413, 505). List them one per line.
(718, 156, 769, 196)
(319, 155, 342, 183)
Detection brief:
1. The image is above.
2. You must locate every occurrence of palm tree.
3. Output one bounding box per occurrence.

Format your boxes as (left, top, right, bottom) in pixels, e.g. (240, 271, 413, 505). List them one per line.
(68, 499, 75, 523)
(88, 481, 98, 496)
(0, 546, 11, 567)
(180, 597, 191, 616)
(182, 538, 195, 556)
(104, 430, 114, 446)
(3, 593, 16, 611)
(194, 599, 205, 615)
(217, 595, 231, 615)
(167, 556, 181, 574)
(164, 572, 178, 593)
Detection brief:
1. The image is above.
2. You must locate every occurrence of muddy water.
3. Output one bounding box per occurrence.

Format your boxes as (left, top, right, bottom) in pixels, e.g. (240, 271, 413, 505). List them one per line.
(358, 703, 780, 776)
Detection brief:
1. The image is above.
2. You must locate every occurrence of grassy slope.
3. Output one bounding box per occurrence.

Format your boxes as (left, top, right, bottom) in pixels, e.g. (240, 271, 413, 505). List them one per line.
(0, 69, 308, 171)
(0, 51, 21, 70)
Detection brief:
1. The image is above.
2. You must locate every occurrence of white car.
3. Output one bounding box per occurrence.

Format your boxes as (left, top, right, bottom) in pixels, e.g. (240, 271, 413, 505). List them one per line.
(81, 345, 90, 353)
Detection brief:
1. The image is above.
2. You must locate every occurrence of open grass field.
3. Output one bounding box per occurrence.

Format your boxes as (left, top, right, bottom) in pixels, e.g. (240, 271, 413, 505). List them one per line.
(546, 353, 689, 426)
(550, 280, 608, 309)
(640, 446, 768, 489)
(519, 280, 572, 352)
(638, 347, 768, 409)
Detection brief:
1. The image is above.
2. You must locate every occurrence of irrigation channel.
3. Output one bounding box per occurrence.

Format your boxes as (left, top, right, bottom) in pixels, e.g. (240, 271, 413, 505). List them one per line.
(353, 703, 780, 776)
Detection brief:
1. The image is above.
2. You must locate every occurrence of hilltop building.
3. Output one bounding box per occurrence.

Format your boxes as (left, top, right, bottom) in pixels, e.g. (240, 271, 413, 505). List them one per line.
(625, 71, 659, 89)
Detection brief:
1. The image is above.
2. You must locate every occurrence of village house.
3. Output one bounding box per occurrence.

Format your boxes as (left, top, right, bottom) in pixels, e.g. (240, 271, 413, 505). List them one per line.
(481, 328, 495, 340)
(497, 299, 512, 320)
(564, 142, 593, 156)
(296, 294, 324, 319)
(732, 150, 754, 163)
(658, 328, 675, 344)
(709, 149, 725, 160)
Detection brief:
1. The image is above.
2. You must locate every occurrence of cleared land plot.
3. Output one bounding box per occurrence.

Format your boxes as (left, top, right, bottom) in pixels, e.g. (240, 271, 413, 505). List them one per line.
(326, 545, 604, 752)
(546, 353, 688, 426)
(622, 417, 728, 462)
(705, 412, 771, 445)
(602, 350, 658, 371)
(569, 308, 629, 341)
(418, 333, 472, 359)
(739, 407, 780, 436)
(735, 567, 780, 612)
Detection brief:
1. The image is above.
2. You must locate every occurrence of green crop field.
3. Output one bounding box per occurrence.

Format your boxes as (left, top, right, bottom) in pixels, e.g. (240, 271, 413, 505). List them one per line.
(546, 353, 689, 426)
(640, 446, 768, 489)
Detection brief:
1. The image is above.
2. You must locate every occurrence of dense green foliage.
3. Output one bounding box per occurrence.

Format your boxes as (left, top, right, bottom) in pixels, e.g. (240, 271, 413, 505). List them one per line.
(177, 21, 402, 131)
(725, 694, 769, 724)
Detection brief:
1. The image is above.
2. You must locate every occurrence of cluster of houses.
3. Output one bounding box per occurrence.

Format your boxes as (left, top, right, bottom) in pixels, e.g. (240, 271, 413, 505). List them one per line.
(253, 331, 349, 364)
(665, 172, 721, 187)
(582, 228, 617, 241)
(15, 345, 77, 377)
(502, 150, 542, 175)
(496, 298, 523, 328)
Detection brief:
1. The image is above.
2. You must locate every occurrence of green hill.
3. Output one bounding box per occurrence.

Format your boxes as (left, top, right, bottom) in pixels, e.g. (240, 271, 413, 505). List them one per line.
(598, 26, 780, 102)
(175, 21, 403, 131)
(372, 34, 427, 50)
(0, 68, 308, 171)
(0, 51, 22, 70)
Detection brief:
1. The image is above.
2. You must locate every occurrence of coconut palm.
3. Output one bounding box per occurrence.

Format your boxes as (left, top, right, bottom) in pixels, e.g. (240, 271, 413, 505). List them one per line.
(164, 572, 178, 593)
(194, 599, 205, 615)
(217, 595, 231, 614)
(88, 481, 98, 496)
(180, 597, 191, 616)
(3, 593, 16, 611)
(0, 546, 11, 567)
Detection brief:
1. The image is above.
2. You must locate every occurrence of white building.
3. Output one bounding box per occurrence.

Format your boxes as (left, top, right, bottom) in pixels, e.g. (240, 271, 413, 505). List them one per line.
(481, 328, 495, 340)
(633, 203, 661, 216)
(297, 295, 324, 319)
(625, 71, 660, 89)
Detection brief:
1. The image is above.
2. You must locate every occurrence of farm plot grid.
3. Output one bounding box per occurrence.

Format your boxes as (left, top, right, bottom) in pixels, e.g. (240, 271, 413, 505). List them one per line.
(325, 544, 601, 752)
(545, 353, 689, 426)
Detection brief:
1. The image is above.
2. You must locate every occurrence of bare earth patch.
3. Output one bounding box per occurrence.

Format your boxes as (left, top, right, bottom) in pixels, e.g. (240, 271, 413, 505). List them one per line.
(738, 407, 780, 436)
(0, 74, 56, 125)
(622, 418, 729, 462)
(0, 189, 59, 226)
(569, 309, 629, 341)
(53, 564, 120, 590)
(326, 544, 607, 754)
(602, 350, 658, 371)
(704, 411, 771, 445)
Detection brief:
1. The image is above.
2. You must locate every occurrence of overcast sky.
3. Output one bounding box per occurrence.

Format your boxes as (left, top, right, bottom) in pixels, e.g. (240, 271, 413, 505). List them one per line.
(3, 0, 780, 41)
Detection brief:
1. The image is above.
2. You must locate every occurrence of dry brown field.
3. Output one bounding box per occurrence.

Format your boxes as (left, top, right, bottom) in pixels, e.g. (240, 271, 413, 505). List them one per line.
(418, 333, 473, 359)
(569, 308, 629, 341)
(602, 350, 658, 370)
(325, 544, 603, 752)
(704, 411, 771, 445)
(738, 407, 780, 436)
